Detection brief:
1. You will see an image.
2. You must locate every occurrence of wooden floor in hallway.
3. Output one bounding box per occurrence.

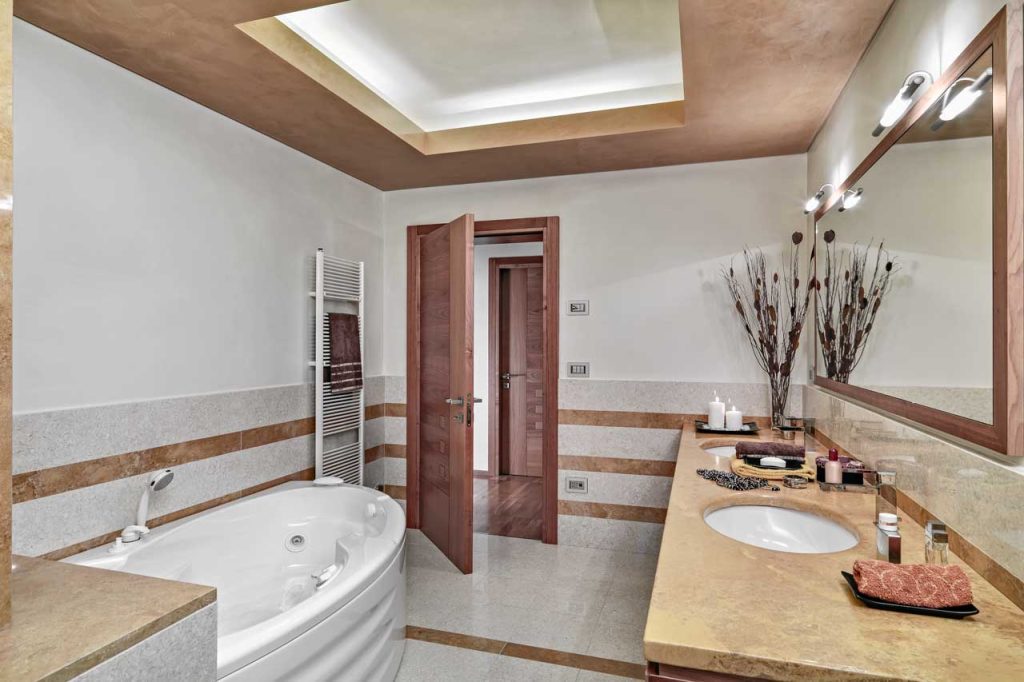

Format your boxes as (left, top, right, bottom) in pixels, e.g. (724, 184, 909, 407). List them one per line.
(473, 474, 543, 540)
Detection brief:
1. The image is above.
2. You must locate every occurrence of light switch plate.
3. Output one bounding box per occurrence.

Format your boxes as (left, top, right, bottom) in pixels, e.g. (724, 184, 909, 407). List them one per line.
(567, 362, 590, 378)
(568, 300, 589, 315)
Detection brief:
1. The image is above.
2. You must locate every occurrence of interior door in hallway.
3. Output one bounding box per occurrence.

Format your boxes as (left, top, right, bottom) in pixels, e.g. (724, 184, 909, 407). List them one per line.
(410, 214, 475, 573)
(498, 258, 544, 477)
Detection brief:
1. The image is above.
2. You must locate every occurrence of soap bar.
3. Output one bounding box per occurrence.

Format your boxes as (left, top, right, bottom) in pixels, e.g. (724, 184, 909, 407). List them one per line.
(758, 456, 786, 468)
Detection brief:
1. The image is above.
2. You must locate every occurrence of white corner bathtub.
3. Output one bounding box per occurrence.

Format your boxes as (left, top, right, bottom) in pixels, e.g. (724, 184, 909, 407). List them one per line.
(66, 481, 406, 681)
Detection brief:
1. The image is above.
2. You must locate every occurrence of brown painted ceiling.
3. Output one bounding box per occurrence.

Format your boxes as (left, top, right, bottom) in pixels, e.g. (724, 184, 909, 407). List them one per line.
(14, 0, 892, 190)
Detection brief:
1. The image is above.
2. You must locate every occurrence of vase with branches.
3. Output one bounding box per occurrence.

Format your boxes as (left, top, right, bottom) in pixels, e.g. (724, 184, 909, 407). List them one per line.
(815, 230, 897, 383)
(723, 232, 814, 428)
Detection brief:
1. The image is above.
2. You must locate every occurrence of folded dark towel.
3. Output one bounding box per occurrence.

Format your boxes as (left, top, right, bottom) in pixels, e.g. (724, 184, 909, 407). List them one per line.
(734, 441, 805, 460)
(853, 559, 973, 608)
(329, 313, 363, 393)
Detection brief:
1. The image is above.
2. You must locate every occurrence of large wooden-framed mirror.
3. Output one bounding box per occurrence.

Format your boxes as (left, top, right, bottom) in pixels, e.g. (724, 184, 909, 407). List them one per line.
(811, 8, 1023, 456)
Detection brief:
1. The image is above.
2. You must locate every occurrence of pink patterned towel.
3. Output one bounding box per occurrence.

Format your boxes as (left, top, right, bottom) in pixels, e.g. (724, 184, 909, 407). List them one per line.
(853, 559, 973, 608)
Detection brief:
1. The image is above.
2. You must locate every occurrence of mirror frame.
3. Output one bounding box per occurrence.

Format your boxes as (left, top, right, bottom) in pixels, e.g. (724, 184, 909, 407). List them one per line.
(811, 8, 1023, 456)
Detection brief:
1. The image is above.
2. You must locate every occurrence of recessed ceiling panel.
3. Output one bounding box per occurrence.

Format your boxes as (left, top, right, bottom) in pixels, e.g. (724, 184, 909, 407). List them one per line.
(277, 0, 683, 132)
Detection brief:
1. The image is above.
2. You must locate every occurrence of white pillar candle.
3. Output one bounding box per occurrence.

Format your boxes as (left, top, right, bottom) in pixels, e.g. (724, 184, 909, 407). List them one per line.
(725, 403, 743, 431)
(708, 392, 726, 430)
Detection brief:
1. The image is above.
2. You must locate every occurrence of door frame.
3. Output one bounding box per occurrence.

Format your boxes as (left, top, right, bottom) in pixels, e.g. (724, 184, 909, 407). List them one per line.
(488, 256, 544, 478)
(407, 217, 559, 544)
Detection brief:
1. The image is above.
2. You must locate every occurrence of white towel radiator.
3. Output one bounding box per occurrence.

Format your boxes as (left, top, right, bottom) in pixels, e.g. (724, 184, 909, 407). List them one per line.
(310, 248, 365, 484)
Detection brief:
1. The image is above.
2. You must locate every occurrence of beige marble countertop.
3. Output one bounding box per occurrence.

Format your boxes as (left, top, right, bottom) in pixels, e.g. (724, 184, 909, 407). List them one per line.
(644, 428, 1024, 681)
(0, 556, 215, 681)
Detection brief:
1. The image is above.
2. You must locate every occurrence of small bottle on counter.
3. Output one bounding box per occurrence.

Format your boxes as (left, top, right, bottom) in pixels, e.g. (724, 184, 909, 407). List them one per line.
(925, 520, 949, 565)
(824, 448, 843, 484)
(876, 512, 902, 563)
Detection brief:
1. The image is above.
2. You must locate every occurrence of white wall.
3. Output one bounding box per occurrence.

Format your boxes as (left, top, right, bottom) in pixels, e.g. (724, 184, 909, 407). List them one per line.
(472, 241, 543, 470)
(13, 20, 385, 412)
(383, 155, 809, 389)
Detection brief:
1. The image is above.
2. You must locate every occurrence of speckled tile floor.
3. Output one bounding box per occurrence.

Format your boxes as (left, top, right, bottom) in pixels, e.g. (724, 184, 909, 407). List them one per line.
(397, 530, 656, 680)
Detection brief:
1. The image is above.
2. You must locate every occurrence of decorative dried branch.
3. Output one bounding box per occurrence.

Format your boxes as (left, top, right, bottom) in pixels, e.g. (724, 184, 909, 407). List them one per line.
(722, 232, 815, 425)
(815, 230, 898, 383)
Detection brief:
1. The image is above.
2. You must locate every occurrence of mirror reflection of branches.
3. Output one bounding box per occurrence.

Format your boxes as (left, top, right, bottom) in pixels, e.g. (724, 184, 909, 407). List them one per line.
(815, 230, 898, 384)
(723, 232, 813, 427)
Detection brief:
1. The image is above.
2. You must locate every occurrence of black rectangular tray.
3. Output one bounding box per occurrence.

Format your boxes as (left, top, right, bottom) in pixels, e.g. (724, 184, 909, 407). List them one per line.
(743, 455, 804, 470)
(695, 420, 759, 434)
(841, 571, 979, 619)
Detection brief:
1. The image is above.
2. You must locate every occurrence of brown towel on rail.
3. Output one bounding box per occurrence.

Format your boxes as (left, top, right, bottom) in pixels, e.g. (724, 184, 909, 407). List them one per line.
(329, 313, 363, 393)
(734, 441, 805, 460)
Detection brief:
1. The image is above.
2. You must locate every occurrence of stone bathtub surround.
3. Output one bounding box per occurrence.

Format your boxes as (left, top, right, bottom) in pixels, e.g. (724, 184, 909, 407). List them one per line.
(0, 555, 215, 680)
(804, 384, 1024, 604)
(645, 432, 1024, 680)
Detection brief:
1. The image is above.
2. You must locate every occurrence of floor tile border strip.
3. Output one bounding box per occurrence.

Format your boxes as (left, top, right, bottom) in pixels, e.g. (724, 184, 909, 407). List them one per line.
(558, 499, 667, 524)
(559, 409, 771, 430)
(40, 468, 316, 561)
(13, 417, 314, 503)
(559, 455, 676, 477)
(405, 625, 646, 679)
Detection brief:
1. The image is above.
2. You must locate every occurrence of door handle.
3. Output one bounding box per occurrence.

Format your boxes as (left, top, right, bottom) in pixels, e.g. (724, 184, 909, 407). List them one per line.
(500, 372, 526, 380)
(445, 397, 483, 406)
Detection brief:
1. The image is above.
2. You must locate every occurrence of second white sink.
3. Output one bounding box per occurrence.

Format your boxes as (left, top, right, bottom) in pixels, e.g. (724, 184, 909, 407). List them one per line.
(704, 504, 858, 554)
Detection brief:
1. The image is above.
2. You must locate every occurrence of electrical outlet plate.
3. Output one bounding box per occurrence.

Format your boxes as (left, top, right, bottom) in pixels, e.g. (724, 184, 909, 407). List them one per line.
(567, 362, 590, 378)
(566, 476, 588, 493)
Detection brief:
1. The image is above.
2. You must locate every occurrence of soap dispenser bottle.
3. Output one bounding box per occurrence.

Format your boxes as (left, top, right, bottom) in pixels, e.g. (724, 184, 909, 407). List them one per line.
(824, 448, 843, 484)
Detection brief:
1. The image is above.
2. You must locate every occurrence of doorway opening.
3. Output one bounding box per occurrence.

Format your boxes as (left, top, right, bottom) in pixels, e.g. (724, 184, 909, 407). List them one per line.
(406, 216, 559, 573)
(474, 255, 544, 540)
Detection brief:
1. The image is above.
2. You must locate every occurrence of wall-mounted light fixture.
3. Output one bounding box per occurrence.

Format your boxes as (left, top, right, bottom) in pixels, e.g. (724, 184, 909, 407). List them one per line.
(931, 67, 993, 131)
(872, 71, 933, 137)
(803, 183, 835, 214)
(837, 188, 864, 212)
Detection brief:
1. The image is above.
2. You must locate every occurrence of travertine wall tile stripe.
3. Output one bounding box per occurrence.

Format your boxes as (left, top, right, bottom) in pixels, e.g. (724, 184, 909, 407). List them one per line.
(559, 409, 772, 429)
(558, 455, 675, 476)
(365, 402, 406, 420)
(365, 444, 385, 463)
(13, 417, 313, 503)
(558, 409, 686, 429)
(382, 484, 406, 500)
(13, 383, 313, 474)
(558, 500, 666, 524)
(40, 467, 315, 561)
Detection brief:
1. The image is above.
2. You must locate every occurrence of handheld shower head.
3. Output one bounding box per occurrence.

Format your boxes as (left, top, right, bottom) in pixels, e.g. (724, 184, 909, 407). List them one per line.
(135, 469, 174, 530)
(150, 469, 174, 491)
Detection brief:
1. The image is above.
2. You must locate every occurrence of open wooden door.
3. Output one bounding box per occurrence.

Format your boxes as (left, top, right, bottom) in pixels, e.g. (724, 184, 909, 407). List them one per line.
(408, 214, 475, 573)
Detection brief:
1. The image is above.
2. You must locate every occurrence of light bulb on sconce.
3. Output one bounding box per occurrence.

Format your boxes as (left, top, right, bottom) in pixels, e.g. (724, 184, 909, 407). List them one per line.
(837, 188, 864, 212)
(931, 67, 992, 130)
(872, 71, 932, 137)
(803, 183, 834, 214)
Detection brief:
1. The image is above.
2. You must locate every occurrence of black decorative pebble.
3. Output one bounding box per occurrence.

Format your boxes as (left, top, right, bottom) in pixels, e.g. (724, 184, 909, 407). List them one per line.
(696, 468, 774, 491)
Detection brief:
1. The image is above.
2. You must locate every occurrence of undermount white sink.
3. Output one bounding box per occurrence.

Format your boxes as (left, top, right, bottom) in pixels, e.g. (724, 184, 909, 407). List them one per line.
(704, 505, 858, 554)
(703, 445, 735, 458)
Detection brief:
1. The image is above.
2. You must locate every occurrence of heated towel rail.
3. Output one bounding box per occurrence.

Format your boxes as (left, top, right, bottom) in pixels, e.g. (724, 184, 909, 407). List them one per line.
(310, 249, 365, 484)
